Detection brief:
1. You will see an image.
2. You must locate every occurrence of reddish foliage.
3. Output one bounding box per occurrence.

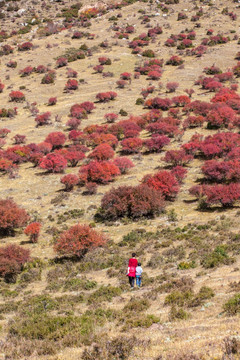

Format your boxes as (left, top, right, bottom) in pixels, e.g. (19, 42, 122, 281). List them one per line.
(104, 113, 118, 123)
(35, 112, 51, 127)
(142, 170, 179, 200)
(45, 132, 66, 148)
(96, 91, 117, 102)
(13, 134, 26, 144)
(116, 80, 127, 88)
(48, 97, 57, 106)
(0, 199, 29, 234)
(68, 130, 85, 144)
(0, 81, 4, 93)
(98, 57, 111, 65)
(65, 79, 78, 90)
(172, 95, 190, 107)
(0, 244, 30, 282)
(113, 157, 134, 174)
(24, 222, 41, 243)
(145, 97, 172, 110)
(166, 82, 179, 93)
(60, 174, 79, 191)
(35, 65, 47, 73)
(79, 160, 120, 184)
(79, 101, 95, 113)
(120, 72, 131, 80)
(148, 70, 162, 80)
(206, 104, 236, 128)
(85, 182, 97, 195)
(163, 149, 193, 166)
(108, 119, 141, 139)
(66, 117, 81, 130)
(60, 149, 85, 167)
(100, 184, 165, 220)
(144, 135, 170, 153)
(56, 57, 68, 68)
(121, 137, 143, 154)
(9, 91, 25, 102)
(0, 158, 16, 174)
(166, 55, 184, 66)
(86, 133, 118, 149)
(171, 166, 187, 183)
(93, 65, 104, 73)
(88, 143, 115, 161)
(70, 104, 87, 119)
(189, 183, 240, 208)
(67, 68, 78, 78)
(183, 115, 205, 129)
(39, 153, 68, 173)
(41, 70, 56, 84)
(0, 128, 11, 138)
(54, 224, 106, 258)
(18, 42, 33, 51)
(19, 66, 33, 77)
(202, 160, 240, 182)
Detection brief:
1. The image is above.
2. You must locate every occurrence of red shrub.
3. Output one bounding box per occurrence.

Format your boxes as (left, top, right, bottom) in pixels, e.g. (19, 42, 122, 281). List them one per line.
(72, 31, 83, 39)
(48, 97, 57, 106)
(172, 95, 190, 107)
(121, 137, 143, 154)
(60, 174, 79, 191)
(0, 128, 10, 138)
(148, 71, 162, 80)
(98, 57, 111, 65)
(142, 170, 179, 200)
(206, 104, 236, 128)
(35, 112, 51, 127)
(171, 166, 187, 183)
(41, 70, 56, 84)
(24, 222, 41, 243)
(39, 153, 68, 173)
(13, 134, 26, 144)
(67, 68, 78, 78)
(45, 132, 66, 148)
(120, 72, 131, 80)
(88, 143, 115, 161)
(104, 113, 118, 123)
(183, 115, 205, 129)
(116, 79, 127, 88)
(38, 141, 52, 154)
(144, 134, 170, 153)
(108, 120, 141, 139)
(69, 130, 85, 144)
(70, 104, 87, 119)
(146, 122, 179, 137)
(166, 82, 179, 93)
(189, 183, 240, 208)
(99, 184, 165, 220)
(65, 79, 78, 90)
(35, 65, 48, 73)
(145, 97, 172, 110)
(79, 160, 120, 184)
(19, 66, 33, 77)
(202, 160, 240, 182)
(93, 65, 104, 73)
(85, 182, 97, 195)
(9, 91, 25, 102)
(64, 150, 85, 167)
(0, 81, 4, 93)
(56, 57, 68, 68)
(86, 133, 118, 149)
(96, 91, 117, 102)
(0, 244, 30, 282)
(0, 199, 29, 234)
(163, 149, 193, 166)
(54, 224, 106, 258)
(66, 117, 81, 130)
(79, 101, 95, 113)
(0, 158, 16, 174)
(166, 55, 184, 66)
(113, 157, 134, 174)
(18, 42, 33, 51)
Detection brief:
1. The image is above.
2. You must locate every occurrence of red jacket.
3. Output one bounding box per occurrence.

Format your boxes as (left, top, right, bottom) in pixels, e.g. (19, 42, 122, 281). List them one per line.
(128, 258, 138, 267)
(128, 265, 136, 277)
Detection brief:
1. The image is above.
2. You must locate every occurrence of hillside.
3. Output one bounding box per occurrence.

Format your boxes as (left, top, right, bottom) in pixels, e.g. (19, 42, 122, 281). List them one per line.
(0, 0, 240, 359)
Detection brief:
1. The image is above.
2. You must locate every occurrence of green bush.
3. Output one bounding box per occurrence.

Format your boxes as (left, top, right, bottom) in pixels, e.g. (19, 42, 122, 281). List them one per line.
(223, 293, 240, 315)
(88, 285, 122, 304)
(164, 290, 193, 307)
(202, 245, 234, 268)
(169, 306, 189, 321)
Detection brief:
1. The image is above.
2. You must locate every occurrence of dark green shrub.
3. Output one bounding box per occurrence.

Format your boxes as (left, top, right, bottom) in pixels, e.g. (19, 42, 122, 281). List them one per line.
(87, 285, 122, 304)
(223, 293, 240, 315)
(169, 306, 189, 321)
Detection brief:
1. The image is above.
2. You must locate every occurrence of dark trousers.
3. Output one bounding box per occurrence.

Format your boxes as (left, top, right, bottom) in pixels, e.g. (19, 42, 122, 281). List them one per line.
(129, 276, 135, 288)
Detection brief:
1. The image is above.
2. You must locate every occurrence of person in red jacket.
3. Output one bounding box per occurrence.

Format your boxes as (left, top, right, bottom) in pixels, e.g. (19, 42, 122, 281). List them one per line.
(127, 253, 138, 288)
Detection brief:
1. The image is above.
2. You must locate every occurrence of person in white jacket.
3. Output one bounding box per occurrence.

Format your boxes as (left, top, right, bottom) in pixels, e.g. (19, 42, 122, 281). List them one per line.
(135, 262, 143, 288)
